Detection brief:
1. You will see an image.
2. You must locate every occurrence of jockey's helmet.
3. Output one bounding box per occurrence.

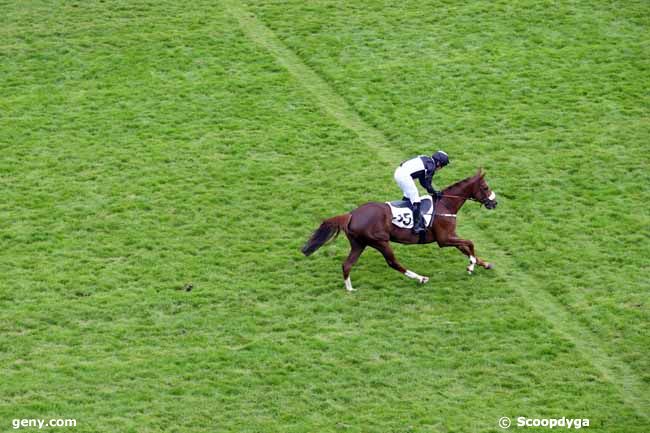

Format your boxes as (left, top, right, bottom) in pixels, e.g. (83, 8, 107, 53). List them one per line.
(432, 150, 449, 167)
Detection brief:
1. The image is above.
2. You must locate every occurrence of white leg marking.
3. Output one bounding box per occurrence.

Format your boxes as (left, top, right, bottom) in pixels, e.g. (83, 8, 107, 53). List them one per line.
(405, 269, 421, 280)
(345, 277, 355, 292)
(467, 255, 477, 274)
(405, 270, 429, 284)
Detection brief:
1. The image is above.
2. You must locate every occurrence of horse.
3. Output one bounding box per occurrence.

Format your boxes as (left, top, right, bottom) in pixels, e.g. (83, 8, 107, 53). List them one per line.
(302, 169, 498, 291)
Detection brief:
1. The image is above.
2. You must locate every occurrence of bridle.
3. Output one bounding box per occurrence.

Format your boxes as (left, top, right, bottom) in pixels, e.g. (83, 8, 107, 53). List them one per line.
(433, 174, 498, 216)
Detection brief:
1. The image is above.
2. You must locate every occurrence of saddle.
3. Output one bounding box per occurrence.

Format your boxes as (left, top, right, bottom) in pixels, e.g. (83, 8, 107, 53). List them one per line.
(386, 196, 435, 229)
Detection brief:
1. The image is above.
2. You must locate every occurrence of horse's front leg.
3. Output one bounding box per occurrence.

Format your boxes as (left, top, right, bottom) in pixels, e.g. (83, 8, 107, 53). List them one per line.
(438, 236, 493, 274)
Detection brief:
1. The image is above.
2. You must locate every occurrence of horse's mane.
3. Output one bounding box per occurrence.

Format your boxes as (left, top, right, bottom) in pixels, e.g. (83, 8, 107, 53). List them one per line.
(443, 172, 480, 193)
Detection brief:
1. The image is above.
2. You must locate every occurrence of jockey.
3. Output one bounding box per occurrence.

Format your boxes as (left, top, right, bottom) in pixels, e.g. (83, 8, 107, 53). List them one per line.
(394, 150, 449, 234)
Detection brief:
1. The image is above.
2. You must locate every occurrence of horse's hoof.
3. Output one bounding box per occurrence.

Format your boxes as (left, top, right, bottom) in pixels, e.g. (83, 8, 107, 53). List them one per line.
(486, 263, 494, 270)
(420, 276, 429, 284)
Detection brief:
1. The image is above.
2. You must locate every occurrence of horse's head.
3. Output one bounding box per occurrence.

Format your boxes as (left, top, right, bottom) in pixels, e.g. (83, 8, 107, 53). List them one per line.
(471, 169, 498, 209)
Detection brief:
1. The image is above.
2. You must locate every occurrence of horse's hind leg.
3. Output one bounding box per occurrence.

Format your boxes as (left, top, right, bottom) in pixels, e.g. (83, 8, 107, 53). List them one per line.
(371, 241, 429, 284)
(342, 237, 366, 292)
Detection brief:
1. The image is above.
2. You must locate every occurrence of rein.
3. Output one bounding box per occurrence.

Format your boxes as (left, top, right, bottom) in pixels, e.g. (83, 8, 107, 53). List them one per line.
(434, 193, 478, 218)
(440, 193, 476, 201)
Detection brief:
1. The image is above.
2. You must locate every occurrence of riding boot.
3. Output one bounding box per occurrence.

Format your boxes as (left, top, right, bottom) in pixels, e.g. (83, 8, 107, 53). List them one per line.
(412, 202, 425, 234)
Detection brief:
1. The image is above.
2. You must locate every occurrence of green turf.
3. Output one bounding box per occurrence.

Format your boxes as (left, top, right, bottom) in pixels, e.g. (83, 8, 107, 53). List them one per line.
(1, 1, 648, 432)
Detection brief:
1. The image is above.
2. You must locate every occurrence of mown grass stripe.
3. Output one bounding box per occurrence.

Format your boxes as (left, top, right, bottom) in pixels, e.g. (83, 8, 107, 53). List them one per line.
(224, 0, 649, 420)
(221, 0, 395, 165)
(470, 231, 650, 419)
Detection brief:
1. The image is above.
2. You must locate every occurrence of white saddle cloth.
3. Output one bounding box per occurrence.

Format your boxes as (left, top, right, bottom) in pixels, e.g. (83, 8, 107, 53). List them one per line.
(386, 196, 434, 229)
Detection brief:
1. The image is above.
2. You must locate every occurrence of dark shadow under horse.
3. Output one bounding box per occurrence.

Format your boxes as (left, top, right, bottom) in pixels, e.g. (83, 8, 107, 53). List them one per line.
(302, 169, 498, 291)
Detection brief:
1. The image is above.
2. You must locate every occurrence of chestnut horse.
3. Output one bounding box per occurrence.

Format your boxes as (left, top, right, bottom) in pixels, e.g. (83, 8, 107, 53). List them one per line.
(302, 169, 498, 291)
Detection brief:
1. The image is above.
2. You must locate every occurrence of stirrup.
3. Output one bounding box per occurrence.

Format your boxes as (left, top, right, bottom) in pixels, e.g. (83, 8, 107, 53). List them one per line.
(412, 217, 425, 234)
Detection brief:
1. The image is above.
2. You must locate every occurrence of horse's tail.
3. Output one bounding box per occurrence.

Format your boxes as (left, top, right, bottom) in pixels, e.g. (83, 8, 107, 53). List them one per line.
(301, 213, 351, 256)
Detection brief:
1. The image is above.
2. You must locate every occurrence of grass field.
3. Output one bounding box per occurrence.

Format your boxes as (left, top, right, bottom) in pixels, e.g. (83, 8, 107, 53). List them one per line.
(1, 1, 648, 432)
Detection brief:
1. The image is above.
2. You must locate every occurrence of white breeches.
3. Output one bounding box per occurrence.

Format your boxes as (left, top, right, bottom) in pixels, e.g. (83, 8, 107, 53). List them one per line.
(394, 167, 421, 204)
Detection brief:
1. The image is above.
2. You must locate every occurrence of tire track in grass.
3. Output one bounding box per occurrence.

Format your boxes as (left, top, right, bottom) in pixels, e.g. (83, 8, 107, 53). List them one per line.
(222, 0, 649, 419)
(469, 231, 650, 419)
(221, 0, 396, 166)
